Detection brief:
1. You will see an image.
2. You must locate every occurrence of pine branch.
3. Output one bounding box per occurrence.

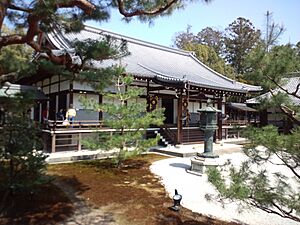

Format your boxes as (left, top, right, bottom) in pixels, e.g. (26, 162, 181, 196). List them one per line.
(116, 0, 178, 17)
(8, 3, 32, 13)
(0, 0, 95, 48)
(268, 89, 300, 126)
(292, 82, 300, 97)
(273, 151, 300, 180)
(266, 74, 300, 99)
(56, 0, 95, 14)
(249, 198, 300, 222)
(0, 71, 18, 85)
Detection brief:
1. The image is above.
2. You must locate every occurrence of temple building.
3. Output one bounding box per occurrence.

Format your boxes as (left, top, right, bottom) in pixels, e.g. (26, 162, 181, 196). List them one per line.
(20, 25, 261, 152)
(247, 74, 300, 133)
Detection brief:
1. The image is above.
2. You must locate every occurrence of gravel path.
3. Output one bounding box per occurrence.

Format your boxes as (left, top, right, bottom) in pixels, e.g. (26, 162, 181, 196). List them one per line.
(52, 179, 118, 225)
(150, 152, 299, 225)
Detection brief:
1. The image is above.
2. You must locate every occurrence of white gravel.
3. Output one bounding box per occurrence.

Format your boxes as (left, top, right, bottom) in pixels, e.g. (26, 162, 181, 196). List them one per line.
(150, 152, 299, 225)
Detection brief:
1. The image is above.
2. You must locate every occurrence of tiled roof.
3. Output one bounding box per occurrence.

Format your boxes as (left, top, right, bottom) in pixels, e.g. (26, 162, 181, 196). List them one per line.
(46, 25, 261, 93)
(246, 75, 300, 105)
(227, 103, 257, 112)
(0, 82, 47, 100)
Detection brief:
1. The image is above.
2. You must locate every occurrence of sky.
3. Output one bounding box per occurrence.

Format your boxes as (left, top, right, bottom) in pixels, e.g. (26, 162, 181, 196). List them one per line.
(87, 0, 300, 48)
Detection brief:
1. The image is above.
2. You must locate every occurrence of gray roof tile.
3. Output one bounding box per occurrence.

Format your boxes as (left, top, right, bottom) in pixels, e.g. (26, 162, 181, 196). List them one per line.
(246, 75, 300, 105)
(47, 25, 261, 93)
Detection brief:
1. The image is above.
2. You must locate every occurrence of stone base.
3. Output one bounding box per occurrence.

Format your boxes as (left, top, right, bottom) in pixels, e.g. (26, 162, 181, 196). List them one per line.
(197, 152, 219, 159)
(190, 156, 220, 174)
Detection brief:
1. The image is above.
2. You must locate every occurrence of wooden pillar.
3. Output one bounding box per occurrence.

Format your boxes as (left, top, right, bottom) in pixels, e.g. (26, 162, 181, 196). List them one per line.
(217, 98, 223, 141)
(146, 79, 150, 112)
(69, 82, 73, 107)
(51, 133, 56, 153)
(177, 90, 183, 144)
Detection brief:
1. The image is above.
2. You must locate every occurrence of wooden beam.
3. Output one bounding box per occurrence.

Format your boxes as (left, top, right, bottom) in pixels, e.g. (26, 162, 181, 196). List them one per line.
(148, 86, 166, 91)
(69, 82, 73, 106)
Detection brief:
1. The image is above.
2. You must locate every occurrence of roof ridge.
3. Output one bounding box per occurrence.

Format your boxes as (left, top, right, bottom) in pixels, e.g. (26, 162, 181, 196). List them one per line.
(188, 53, 237, 83)
(84, 25, 192, 56)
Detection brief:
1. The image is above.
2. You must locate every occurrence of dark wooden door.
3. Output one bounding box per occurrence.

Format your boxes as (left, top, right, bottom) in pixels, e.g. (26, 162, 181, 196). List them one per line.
(161, 98, 174, 124)
(58, 92, 67, 117)
(48, 94, 56, 120)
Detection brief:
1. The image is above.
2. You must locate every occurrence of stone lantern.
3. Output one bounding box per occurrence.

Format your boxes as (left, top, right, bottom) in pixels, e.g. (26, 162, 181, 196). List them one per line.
(190, 99, 221, 174)
(198, 99, 221, 158)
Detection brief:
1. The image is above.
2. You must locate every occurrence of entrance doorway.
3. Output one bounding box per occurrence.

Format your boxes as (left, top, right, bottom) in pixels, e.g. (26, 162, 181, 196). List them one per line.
(161, 98, 174, 124)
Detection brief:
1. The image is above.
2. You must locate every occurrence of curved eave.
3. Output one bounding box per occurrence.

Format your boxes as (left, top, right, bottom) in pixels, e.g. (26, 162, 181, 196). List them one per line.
(44, 25, 261, 95)
(133, 64, 248, 94)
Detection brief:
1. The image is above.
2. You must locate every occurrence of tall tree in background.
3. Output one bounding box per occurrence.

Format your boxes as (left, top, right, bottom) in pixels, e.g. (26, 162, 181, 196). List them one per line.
(264, 11, 285, 52)
(244, 12, 300, 122)
(196, 27, 224, 55)
(173, 26, 234, 78)
(173, 25, 197, 49)
(173, 26, 224, 55)
(183, 42, 235, 78)
(224, 17, 261, 77)
(207, 12, 300, 222)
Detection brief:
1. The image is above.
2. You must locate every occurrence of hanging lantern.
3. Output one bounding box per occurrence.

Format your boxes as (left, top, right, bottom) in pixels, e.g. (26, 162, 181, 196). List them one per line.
(147, 95, 158, 111)
(182, 98, 188, 109)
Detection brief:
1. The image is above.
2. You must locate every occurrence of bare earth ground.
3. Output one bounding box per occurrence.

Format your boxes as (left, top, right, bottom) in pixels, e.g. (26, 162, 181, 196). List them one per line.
(0, 154, 240, 225)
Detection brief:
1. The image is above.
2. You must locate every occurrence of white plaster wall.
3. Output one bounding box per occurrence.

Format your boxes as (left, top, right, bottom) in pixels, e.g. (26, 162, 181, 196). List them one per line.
(51, 75, 59, 83)
(128, 97, 146, 105)
(102, 95, 122, 120)
(72, 93, 99, 121)
(188, 102, 200, 113)
(73, 81, 94, 92)
(42, 86, 49, 94)
(103, 84, 125, 93)
(73, 93, 98, 109)
(60, 80, 70, 91)
(43, 78, 50, 86)
(50, 83, 59, 93)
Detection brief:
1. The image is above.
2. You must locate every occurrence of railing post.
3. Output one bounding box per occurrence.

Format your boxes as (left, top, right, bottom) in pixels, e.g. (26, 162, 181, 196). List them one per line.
(78, 133, 81, 151)
(51, 133, 56, 153)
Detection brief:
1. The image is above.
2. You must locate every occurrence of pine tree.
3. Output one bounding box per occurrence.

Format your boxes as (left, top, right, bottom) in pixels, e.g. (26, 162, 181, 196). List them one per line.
(207, 13, 300, 223)
(207, 126, 300, 222)
(82, 75, 164, 167)
(0, 0, 211, 83)
(0, 93, 48, 212)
